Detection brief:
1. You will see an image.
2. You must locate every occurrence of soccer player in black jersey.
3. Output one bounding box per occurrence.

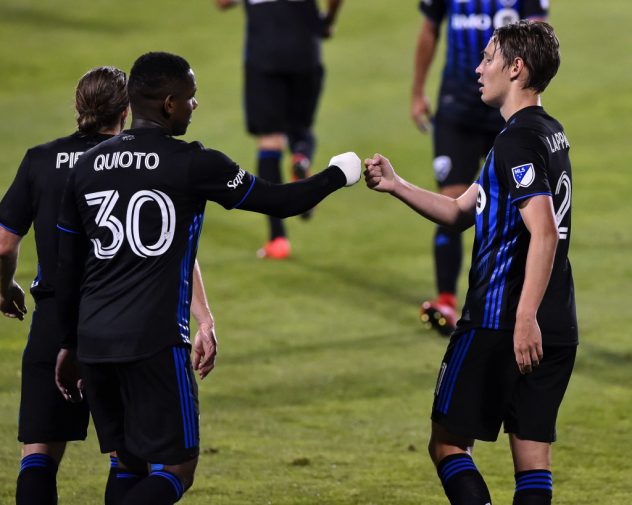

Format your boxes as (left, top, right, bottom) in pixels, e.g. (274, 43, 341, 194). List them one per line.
(366, 21, 576, 505)
(54, 51, 360, 505)
(216, 0, 344, 259)
(0, 67, 129, 505)
(411, 0, 547, 335)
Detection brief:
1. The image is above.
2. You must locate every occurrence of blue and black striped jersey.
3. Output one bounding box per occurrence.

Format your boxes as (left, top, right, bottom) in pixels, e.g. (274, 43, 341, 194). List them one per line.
(419, 0, 548, 128)
(244, 0, 323, 71)
(458, 106, 578, 345)
(58, 128, 256, 363)
(0, 132, 112, 301)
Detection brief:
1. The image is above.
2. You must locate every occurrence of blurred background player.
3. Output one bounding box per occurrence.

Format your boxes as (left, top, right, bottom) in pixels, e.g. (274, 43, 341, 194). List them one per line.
(368, 20, 576, 505)
(216, 0, 344, 259)
(410, 0, 547, 335)
(0, 67, 128, 505)
(54, 51, 360, 505)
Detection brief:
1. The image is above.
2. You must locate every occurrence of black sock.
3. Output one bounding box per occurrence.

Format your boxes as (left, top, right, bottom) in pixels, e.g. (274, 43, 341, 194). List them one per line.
(288, 131, 316, 160)
(258, 149, 285, 239)
(513, 470, 552, 505)
(437, 453, 492, 505)
(434, 226, 463, 294)
(16, 453, 59, 505)
(121, 471, 184, 505)
(105, 455, 147, 505)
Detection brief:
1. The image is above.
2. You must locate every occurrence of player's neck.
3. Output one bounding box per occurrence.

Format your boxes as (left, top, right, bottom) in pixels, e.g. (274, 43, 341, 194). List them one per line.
(500, 92, 541, 122)
(130, 117, 171, 132)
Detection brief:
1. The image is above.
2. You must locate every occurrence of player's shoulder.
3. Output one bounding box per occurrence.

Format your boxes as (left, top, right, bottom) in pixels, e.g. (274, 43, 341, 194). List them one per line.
(25, 132, 82, 156)
(190, 143, 236, 166)
(496, 108, 552, 148)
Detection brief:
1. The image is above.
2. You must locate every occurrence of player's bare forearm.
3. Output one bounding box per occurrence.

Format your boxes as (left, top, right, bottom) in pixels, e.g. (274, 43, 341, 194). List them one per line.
(411, 19, 439, 131)
(364, 154, 476, 230)
(191, 260, 213, 327)
(514, 195, 559, 373)
(325, 0, 343, 24)
(191, 260, 217, 378)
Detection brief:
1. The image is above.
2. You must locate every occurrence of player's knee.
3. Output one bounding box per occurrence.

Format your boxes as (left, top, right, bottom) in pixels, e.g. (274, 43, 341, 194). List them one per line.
(115, 449, 149, 474)
(163, 457, 198, 491)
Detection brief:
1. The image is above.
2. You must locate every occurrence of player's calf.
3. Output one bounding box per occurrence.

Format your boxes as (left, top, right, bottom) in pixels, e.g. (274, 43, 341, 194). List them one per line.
(16, 453, 59, 505)
(106, 453, 148, 505)
(436, 453, 492, 505)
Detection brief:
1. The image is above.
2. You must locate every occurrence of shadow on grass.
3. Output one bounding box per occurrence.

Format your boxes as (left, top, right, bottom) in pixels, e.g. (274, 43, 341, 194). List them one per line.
(573, 340, 632, 385)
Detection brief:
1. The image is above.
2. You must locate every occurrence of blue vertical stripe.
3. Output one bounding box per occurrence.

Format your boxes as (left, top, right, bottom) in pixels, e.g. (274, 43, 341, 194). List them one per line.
(177, 212, 204, 344)
(492, 205, 520, 327)
(456, 1, 467, 79)
(437, 331, 475, 414)
(466, 0, 478, 74)
(483, 0, 494, 46)
(485, 193, 513, 326)
(172, 347, 198, 450)
(173, 347, 191, 448)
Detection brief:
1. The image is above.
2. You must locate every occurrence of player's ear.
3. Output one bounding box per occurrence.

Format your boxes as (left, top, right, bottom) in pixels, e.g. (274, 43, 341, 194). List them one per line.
(510, 57, 525, 80)
(163, 95, 176, 117)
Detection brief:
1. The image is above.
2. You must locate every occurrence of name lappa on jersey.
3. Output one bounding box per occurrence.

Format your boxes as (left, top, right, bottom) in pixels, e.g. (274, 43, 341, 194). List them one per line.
(546, 131, 570, 153)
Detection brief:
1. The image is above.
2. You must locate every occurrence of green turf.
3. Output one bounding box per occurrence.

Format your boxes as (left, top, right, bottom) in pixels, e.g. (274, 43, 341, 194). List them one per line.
(0, 0, 631, 503)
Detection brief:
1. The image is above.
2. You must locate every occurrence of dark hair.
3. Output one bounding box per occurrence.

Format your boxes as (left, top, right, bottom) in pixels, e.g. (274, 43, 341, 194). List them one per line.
(75, 66, 128, 135)
(492, 20, 560, 94)
(127, 52, 192, 102)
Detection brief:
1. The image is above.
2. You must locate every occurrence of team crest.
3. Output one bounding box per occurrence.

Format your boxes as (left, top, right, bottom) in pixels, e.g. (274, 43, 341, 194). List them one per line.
(511, 163, 535, 188)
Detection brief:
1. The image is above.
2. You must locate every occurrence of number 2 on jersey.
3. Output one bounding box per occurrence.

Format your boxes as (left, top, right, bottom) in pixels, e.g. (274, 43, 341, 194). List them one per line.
(85, 189, 176, 259)
(554, 171, 571, 240)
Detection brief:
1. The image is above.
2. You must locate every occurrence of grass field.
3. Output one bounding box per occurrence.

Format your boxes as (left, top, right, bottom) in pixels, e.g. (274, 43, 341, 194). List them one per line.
(1, 0, 631, 503)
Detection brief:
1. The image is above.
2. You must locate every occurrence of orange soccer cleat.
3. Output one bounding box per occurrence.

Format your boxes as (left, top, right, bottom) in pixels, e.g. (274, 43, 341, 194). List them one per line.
(256, 237, 291, 260)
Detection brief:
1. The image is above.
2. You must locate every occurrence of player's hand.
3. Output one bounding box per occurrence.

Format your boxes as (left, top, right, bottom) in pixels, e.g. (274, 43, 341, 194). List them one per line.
(411, 93, 432, 133)
(513, 316, 543, 374)
(55, 348, 84, 403)
(329, 152, 361, 186)
(193, 321, 218, 380)
(320, 13, 334, 39)
(0, 281, 27, 321)
(364, 153, 397, 193)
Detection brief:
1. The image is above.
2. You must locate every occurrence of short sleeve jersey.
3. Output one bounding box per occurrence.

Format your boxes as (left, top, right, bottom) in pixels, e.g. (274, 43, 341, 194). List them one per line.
(244, 0, 322, 71)
(58, 128, 256, 363)
(0, 132, 112, 300)
(418, 0, 548, 128)
(458, 106, 578, 345)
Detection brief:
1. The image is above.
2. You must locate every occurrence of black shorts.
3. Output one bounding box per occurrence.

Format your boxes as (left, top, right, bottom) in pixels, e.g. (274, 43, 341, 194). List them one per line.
(19, 298, 90, 444)
(245, 63, 324, 136)
(81, 345, 199, 465)
(431, 329, 576, 443)
(432, 111, 498, 187)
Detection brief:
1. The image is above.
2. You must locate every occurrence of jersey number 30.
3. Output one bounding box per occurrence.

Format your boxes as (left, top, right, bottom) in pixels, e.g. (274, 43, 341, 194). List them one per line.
(85, 189, 176, 259)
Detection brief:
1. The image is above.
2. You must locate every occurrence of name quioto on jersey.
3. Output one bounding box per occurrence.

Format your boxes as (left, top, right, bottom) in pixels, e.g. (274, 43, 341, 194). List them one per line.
(94, 151, 160, 171)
